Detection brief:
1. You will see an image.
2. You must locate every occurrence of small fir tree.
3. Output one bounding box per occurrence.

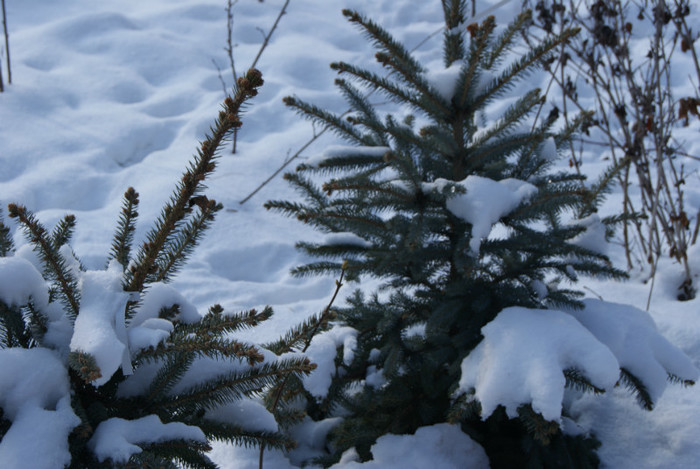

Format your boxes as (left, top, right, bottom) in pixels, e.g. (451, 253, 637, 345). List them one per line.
(267, 4, 696, 468)
(0, 70, 316, 468)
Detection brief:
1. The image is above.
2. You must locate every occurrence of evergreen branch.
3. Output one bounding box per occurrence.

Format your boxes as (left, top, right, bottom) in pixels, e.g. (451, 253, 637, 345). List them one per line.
(296, 152, 389, 174)
(470, 88, 543, 149)
(335, 78, 388, 146)
(458, 15, 496, 107)
(618, 367, 654, 411)
(158, 357, 316, 414)
(7, 204, 81, 318)
(473, 27, 580, 109)
(374, 50, 452, 115)
(108, 187, 140, 270)
(0, 209, 13, 257)
(126, 451, 179, 469)
(341, 9, 425, 78)
(138, 335, 263, 365)
(322, 179, 413, 202)
(147, 352, 196, 402)
(260, 266, 346, 469)
(441, 0, 466, 66)
(579, 156, 628, 218)
(297, 209, 387, 230)
(50, 214, 76, 252)
(126, 69, 263, 293)
(24, 301, 47, 344)
(466, 132, 536, 171)
(154, 198, 222, 283)
(283, 96, 372, 145)
(667, 372, 695, 387)
(263, 199, 308, 220)
(199, 419, 294, 451)
(137, 439, 215, 469)
(330, 61, 425, 112)
(0, 301, 28, 348)
(281, 172, 328, 207)
(68, 351, 102, 383)
(517, 404, 560, 445)
(290, 261, 346, 278)
(483, 10, 532, 70)
(564, 367, 606, 394)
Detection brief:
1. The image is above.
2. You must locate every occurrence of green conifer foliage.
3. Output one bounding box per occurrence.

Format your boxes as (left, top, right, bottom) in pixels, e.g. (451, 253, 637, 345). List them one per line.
(0, 70, 316, 468)
(267, 6, 627, 467)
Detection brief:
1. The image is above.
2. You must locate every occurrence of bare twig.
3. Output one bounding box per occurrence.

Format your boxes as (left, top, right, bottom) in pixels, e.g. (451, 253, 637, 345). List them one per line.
(226, 0, 290, 154)
(226, 0, 239, 84)
(237, 121, 340, 205)
(258, 264, 347, 469)
(1, 0, 10, 88)
(250, 0, 290, 70)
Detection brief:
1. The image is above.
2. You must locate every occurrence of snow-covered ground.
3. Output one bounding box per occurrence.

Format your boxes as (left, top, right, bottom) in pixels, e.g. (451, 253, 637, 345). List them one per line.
(1, 0, 699, 467)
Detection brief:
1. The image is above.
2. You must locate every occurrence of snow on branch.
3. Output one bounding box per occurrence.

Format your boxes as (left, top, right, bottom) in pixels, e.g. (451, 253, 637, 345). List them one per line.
(424, 175, 538, 254)
(458, 306, 620, 422)
(458, 300, 700, 425)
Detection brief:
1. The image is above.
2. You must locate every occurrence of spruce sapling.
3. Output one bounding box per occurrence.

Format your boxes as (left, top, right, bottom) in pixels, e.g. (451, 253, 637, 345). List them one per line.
(267, 4, 696, 467)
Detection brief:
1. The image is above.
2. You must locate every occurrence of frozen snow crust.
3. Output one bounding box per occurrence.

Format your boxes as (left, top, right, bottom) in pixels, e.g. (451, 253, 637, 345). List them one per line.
(1, 0, 700, 468)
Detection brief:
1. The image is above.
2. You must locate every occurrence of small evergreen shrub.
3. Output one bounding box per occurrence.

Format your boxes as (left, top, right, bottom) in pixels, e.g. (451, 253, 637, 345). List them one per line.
(0, 69, 316, 468)
(267, 3, 698, 467)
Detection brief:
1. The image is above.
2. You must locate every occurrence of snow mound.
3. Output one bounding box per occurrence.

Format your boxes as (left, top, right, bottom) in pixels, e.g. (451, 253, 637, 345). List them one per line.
(0, 256, 49, 309)
(0, 348, 80, 469)
(330, 423, 489, 469)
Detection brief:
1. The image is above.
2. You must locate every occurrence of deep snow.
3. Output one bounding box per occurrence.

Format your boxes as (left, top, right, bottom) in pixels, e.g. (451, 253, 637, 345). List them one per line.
(1, 0, 700, 468)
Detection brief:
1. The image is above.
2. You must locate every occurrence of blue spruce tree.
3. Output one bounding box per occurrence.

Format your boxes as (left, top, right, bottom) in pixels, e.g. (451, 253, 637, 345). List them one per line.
(266, 3, 633, 467)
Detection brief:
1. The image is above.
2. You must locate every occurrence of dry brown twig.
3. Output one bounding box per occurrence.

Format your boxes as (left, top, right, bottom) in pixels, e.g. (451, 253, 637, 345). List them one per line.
(524, 0, 699, 301)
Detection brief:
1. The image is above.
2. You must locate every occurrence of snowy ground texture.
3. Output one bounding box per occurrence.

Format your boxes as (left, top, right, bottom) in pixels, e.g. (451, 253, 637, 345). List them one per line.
(1, 0, 700, 467)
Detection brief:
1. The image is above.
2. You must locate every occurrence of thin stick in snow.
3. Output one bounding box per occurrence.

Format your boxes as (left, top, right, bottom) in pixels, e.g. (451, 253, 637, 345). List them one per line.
(1, 0, 9, 87)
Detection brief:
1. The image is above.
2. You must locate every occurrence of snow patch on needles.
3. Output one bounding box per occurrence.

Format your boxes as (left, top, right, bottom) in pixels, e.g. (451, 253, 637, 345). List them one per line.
(0, 348, 80, 469)
(322, 232, 371, 248)
(539, 137, 558, 162)
(431, 176, 537, 254)
(305, 145, 391, 168)
(88, 415, 206, 463)
(458, 307, 620, 422)
(330, 423, 489, 469)
(425, 63, 462, 101)
(129, 281, 201, 327)
(0, 256, 49, 308)
(70, 262, 134, 385)
(459, 300, 700, 424)
(302, 326, 358, 398)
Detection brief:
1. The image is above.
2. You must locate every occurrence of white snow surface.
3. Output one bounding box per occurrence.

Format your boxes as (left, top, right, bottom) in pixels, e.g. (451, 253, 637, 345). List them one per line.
(0, 0, 699, 467)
